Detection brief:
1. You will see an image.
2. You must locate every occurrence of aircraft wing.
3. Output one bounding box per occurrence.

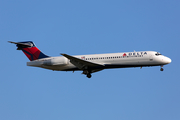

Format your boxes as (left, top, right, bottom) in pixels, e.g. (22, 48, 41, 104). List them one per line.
(61, 53, 104, 70)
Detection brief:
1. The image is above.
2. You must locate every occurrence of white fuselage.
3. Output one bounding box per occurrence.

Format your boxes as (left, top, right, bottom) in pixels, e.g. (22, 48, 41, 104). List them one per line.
(27, 51, 171, 71)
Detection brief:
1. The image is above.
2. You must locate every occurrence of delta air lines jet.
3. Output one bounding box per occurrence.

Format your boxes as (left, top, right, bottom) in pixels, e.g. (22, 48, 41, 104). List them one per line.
(9, 41, 171, 78)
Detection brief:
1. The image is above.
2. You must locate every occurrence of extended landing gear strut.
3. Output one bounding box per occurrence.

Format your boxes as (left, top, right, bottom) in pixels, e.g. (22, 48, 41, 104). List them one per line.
(82, 70, 92, 78)
(160, 65, 164, 71)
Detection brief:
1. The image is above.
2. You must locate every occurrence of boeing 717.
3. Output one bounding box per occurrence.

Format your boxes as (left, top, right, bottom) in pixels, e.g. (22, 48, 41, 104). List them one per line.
(9, 41, 171, 78)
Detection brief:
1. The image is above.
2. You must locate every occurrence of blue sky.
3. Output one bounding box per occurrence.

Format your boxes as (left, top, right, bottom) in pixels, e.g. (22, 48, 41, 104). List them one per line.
(1, 0, 180, 120)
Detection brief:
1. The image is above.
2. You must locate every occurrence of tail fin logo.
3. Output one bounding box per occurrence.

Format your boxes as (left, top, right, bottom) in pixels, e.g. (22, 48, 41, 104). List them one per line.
(9, 41, 49, 61)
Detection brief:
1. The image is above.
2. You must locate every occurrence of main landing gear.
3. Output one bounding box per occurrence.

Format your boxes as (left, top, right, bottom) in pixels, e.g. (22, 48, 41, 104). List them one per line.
(82, 70, 92, 78)
(160, 65, 164, 71)
(87, 73, 92, 78)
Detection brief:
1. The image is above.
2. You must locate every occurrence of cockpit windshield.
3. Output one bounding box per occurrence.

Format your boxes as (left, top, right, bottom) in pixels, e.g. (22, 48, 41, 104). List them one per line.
(155, 52, 162, 56)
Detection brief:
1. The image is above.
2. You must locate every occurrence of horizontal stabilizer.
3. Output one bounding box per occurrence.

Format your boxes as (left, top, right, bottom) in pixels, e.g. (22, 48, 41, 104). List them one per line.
(8, 41, 32, 47)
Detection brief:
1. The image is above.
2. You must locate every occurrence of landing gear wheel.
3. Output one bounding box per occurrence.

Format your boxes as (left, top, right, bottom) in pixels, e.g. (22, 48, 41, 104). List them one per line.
(160, 68, 164, 71)
(87, 73, 92, 78)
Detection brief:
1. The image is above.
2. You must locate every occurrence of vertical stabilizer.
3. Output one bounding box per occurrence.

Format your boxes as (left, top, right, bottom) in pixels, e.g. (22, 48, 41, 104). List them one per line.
(9, 41, 49, 61)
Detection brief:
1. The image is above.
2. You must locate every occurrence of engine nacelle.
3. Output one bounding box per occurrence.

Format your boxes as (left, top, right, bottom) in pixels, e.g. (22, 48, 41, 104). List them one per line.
(43, 57, 68, 66)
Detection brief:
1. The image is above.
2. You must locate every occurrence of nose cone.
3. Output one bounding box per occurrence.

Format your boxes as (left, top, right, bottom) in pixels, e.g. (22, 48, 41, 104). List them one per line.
(163, 57, 172, 64)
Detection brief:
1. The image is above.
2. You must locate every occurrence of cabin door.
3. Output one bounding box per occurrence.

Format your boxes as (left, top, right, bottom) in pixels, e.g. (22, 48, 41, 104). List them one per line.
(149, 55, 153, 61)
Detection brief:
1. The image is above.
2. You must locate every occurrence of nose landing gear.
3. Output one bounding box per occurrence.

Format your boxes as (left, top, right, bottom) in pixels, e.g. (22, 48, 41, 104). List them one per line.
(160, 65, 164, 71)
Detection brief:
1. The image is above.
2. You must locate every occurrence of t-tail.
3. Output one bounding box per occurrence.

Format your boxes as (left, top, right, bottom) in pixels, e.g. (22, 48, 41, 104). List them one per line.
(8, 41, 49, 61)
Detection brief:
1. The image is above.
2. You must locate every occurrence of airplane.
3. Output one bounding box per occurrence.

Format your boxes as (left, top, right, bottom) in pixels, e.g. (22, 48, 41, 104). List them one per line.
(8, 41, 171, 78)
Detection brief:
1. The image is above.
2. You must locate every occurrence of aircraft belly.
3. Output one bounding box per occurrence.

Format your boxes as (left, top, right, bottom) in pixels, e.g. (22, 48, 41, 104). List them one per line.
(39, 64, 76, 71)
